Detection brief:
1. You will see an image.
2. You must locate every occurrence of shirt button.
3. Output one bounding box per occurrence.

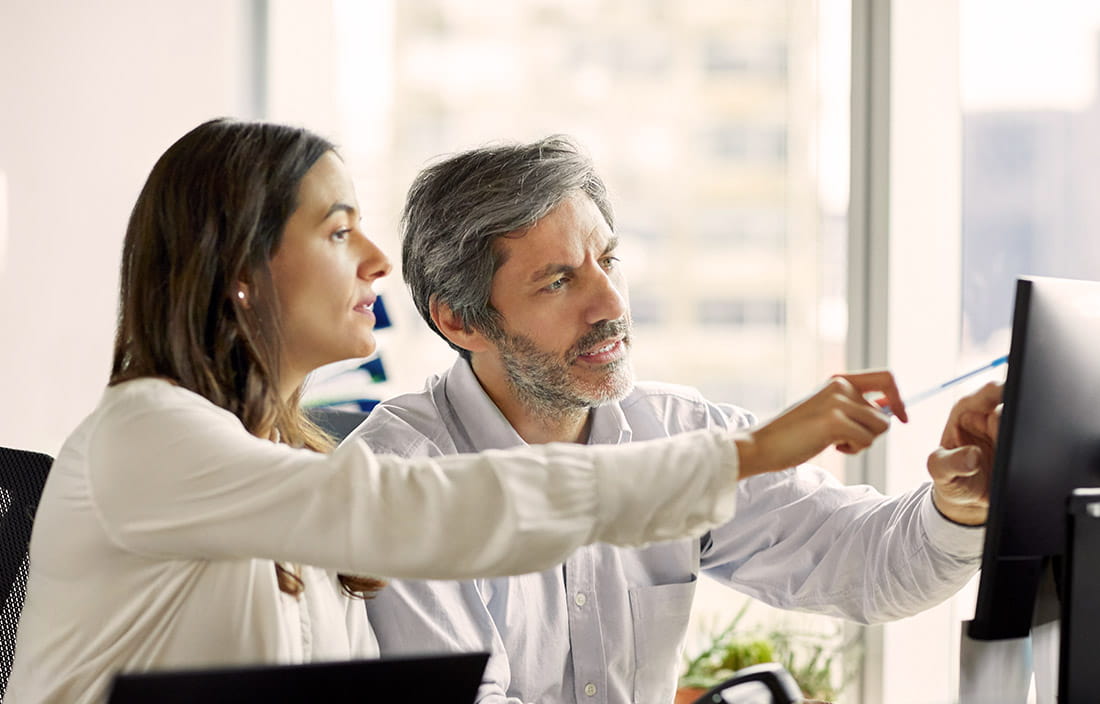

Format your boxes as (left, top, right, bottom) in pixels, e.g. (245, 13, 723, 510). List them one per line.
(584, 683, 597, 697)
(574, 592, 587, 607)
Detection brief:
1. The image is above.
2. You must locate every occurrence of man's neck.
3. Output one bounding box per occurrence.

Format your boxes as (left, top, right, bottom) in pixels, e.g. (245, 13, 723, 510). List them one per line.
(509, 407, 592, 445)
(468, 359, 592, 444)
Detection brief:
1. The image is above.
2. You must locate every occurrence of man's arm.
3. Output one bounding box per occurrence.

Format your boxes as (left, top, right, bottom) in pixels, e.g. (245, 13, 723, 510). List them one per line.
(350, 407, 528, 703)
(700, 468, 981, 624)
(365, 578, 526, 704)
(699, 384, 1000, 623)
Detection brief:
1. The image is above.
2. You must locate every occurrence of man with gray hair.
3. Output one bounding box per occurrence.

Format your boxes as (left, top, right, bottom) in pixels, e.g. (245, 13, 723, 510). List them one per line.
(346, 136, 997, 704)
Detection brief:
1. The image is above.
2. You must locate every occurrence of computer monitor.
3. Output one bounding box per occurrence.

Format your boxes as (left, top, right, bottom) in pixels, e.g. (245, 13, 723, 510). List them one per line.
(968, 275, 1100, 641)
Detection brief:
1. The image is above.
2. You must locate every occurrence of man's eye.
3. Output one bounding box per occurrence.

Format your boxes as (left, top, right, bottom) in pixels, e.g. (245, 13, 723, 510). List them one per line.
(545, 278, 566, 291)
(601, 256, 620, 269)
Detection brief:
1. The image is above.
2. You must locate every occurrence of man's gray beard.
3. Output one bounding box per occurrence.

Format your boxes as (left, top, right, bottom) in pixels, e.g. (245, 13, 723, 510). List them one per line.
(491, 320, 634, 422)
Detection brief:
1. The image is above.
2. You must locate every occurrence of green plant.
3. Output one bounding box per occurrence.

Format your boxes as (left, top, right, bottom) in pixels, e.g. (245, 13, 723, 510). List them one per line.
(679, 602, 861, 701)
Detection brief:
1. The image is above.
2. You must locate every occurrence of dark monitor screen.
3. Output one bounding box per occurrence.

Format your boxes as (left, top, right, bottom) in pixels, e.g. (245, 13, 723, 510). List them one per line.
(969, 276, 1100, 640)
(107, 652, 490, 704)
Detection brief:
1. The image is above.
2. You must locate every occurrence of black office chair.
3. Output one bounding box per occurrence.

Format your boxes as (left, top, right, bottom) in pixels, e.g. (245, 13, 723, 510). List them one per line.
(306, 406, 373, 444)
(690, 663, 805, 703)
(0, 447, 52, 693)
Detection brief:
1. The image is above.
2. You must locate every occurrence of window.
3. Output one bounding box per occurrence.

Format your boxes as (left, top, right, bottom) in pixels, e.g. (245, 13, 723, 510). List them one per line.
(704, 123, 788, 163)
(703, 38, 788, 77)
(697, 298, 786, 327)
(270, 0, 854, 695)
(695, 205, 786, 247)
(962, 1, 1100, 360)
(277, 0, 852, 425)
(864, 4, 1100, 703)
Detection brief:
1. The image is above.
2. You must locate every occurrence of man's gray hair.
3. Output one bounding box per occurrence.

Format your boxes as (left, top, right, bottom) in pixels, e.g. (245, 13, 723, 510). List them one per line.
(401, 135, 614, 357)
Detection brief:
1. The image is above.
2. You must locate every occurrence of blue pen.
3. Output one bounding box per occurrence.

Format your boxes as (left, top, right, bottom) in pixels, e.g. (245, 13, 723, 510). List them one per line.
(883, 355, 1008, 415)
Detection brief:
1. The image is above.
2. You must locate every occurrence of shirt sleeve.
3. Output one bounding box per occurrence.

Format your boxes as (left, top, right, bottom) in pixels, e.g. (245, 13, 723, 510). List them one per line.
(700, 465, 982, 624)
(365, 579, 527, 704)
(85, 382, 741, 580)
(355, 408, 533, 704)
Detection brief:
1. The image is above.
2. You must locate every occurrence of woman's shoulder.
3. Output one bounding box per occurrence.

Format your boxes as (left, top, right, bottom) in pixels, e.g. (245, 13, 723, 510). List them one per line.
(48, 380, 225, 495)
(104, 377, 216, 411)
(80, 378, 249, 490)
(94, 378, 239, 437)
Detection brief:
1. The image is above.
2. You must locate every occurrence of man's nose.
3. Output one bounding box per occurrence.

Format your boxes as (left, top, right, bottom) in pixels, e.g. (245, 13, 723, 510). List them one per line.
(585, 269, 627, 326)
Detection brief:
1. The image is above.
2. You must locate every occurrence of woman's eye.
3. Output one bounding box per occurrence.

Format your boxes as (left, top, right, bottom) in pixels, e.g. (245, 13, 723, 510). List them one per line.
(331, 228, 351, 243)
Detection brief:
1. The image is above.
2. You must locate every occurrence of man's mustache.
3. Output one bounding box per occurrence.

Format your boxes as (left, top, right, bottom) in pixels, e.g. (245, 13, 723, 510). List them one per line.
(568, 318, 632, 360)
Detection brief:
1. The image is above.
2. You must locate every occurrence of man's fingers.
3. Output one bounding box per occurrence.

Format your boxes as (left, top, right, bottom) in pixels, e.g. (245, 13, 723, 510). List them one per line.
(928, 445, 982, 480)
(941, 381, 1004, 446)
(930, 383, 1000, 525)
(973, 380, 1004, 407)
(958, 409, 999, 444)
(928, 443, 992, 524)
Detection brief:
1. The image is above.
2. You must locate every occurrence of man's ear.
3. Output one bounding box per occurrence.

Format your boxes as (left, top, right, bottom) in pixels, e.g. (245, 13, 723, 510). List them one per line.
(429, 297, 492, 354)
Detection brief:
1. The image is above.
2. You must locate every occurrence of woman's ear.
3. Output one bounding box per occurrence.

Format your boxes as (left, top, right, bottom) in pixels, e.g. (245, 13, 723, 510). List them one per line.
(429, 296, 491, 354)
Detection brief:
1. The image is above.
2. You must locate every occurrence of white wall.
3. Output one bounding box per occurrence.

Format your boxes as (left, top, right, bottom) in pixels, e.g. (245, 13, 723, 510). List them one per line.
(0, 0, 255, 453)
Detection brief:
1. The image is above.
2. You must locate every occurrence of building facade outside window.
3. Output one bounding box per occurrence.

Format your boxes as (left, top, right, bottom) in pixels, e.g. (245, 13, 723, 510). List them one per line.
(272, 0, 858, 696)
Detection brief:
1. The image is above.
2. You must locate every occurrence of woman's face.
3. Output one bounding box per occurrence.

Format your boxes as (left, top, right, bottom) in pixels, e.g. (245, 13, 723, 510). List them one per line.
(269, 151, 391, 387)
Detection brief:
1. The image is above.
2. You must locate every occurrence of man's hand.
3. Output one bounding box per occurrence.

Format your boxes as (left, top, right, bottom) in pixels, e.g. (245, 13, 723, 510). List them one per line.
(736, 370, 906, 479)
(927, 381, 1003, 526)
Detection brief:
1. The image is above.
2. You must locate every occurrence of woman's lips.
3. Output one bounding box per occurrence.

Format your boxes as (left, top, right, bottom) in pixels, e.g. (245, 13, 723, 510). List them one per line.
(353, 298, 376, 316)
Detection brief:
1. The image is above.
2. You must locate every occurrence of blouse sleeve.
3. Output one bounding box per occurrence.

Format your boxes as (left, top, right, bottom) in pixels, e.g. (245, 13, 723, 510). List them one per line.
(86, 381, 740, 579)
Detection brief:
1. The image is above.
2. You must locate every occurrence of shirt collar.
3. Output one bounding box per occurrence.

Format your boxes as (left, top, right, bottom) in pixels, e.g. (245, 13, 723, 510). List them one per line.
(443, 357, 633, 449)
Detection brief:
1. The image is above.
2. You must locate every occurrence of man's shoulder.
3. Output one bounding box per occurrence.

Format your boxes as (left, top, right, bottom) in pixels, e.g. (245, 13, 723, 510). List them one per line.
(622, 381, 757, 431)
(626, 380, 711, 405)
(346, 387, 452, 457)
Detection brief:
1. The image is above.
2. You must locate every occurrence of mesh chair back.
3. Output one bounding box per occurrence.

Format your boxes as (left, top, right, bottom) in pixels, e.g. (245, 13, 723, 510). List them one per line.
(0, 448, 52, 693)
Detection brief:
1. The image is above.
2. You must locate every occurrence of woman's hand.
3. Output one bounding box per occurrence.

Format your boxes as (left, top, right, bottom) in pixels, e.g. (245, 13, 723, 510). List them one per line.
(735, 370, 906, 479)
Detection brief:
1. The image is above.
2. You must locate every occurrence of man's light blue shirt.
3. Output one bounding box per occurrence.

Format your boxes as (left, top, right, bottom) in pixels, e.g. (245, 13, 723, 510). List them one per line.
(347, 358, 983, 704)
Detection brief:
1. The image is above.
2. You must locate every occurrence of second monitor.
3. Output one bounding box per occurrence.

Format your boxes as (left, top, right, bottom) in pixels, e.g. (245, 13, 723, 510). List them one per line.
(969, 275, 1100, 642)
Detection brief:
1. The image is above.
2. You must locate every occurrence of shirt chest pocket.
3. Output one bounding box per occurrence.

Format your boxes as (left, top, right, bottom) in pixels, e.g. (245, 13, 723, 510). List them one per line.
(628, 577, 697, 704)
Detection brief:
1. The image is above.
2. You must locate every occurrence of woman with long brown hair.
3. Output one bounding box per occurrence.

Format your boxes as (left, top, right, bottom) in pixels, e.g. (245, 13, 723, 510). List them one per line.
(6, 118, 905, 704)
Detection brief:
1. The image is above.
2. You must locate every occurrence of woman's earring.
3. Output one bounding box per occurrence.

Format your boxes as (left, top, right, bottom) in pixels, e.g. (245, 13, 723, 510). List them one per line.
(237, 290, 246, 302)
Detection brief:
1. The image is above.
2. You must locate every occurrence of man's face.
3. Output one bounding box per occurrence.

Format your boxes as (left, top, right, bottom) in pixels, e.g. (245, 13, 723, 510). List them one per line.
(479, 193, 634, 418)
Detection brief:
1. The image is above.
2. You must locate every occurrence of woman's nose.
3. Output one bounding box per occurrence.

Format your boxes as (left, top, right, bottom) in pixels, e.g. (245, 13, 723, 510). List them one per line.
(357, 233, 392, 282)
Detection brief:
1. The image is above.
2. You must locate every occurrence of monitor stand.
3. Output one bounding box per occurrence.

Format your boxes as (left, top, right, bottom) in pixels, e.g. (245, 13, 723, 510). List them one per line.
(958, 622, 1032, 703)
(960, 489, 1100, 704)
(1058, 489, 1100, 702)
(959, 565, 1061, 703)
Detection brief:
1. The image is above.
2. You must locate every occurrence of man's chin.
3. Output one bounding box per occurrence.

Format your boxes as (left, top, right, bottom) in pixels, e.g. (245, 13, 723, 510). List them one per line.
(578, 374, 635, 406)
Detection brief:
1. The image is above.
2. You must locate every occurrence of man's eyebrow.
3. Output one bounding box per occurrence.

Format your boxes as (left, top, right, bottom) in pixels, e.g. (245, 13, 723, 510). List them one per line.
(321, 202, 357, 222)
(528, 262, 574, 284)
(527, 236, 620, 284)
